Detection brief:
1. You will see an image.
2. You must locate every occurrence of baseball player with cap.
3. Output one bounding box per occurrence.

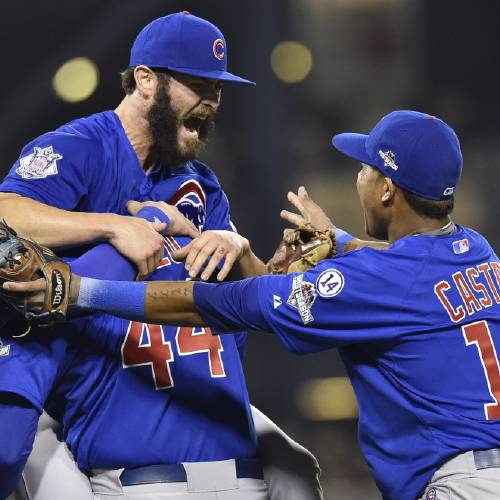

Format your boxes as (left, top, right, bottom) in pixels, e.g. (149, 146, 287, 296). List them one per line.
(22, 109, 500, 499)
(0, 11, 321, 500)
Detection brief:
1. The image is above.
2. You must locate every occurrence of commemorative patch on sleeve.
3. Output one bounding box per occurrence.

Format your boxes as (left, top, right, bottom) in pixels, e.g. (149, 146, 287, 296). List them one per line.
(287, 274, 317, 324)
(316, 269, 345, 298)
(16, 146, 63, 179)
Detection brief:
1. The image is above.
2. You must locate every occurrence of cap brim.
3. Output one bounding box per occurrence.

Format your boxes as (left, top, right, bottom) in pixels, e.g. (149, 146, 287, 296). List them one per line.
(331, 133, 372, 165)
(167, 67, 255, 86)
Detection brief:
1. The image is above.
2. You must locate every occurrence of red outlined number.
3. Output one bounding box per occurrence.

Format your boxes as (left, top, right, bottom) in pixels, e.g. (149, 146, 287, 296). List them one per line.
(176, 327, 225, 377)
(122, 322, 174, 390)
(121, 323, 226, 390)
(463, 320, 500, 419)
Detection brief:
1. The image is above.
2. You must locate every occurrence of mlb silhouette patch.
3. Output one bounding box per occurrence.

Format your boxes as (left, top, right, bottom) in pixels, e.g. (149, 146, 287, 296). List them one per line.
(16, 146, 63, 179)
(452, 238, 469, 255)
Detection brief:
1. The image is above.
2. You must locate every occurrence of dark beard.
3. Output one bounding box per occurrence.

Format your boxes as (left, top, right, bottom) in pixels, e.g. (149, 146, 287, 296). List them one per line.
(146, 82, 215, 172)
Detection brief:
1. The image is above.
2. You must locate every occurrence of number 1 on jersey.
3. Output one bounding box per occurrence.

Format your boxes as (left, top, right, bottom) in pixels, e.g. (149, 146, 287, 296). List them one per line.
(463, 320, 500, 419)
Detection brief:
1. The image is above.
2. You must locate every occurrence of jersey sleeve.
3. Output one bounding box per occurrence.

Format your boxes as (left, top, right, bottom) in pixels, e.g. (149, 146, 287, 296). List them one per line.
(0, 132, 95, 210)
(194, 249, 414, 354)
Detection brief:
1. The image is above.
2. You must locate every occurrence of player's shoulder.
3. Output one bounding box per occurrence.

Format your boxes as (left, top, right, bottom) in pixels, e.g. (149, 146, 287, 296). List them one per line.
(20, 111, 115, 159)
(310, 237, 430, 287)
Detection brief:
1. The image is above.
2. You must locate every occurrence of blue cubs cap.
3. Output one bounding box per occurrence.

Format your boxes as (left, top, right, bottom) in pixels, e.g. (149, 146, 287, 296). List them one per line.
(130, 12, 255, 86)
(332, 110, 463, 200)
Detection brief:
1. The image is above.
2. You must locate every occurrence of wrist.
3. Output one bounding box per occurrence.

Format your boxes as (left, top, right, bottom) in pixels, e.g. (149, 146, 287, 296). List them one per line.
(239, 236, 251, 259)
(136, 206, 170, 228)
(96, 213, 123, 242)
(69, 274, 81, 306)
(332, 227, 354, 254)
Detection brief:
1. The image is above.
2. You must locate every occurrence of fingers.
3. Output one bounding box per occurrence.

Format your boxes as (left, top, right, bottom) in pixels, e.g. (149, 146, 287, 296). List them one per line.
(287, 191, 306, 215)
(151, 222, 167, 234)
(175, 218, 199, 239)
(200, 247, 226, 281)
(280, 209, 304, 227)
(187, 240, 219, 279)
(216, 252, 238, 282)
(135, 259, 150, 281)
(171, 242, 192, 262)
(298, 186, 309, 199)
(126, 200, 141, 216)
(3, 279, 45, 292)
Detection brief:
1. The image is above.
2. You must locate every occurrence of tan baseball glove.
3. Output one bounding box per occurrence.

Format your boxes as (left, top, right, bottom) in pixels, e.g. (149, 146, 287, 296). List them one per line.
(0, 221, 71, 329)
(267, 224, 336, 274)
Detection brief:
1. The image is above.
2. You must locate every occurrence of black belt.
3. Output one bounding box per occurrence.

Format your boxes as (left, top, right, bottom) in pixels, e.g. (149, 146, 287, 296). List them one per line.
(120, 459, 263, 486)
(473, 448, 500, 470)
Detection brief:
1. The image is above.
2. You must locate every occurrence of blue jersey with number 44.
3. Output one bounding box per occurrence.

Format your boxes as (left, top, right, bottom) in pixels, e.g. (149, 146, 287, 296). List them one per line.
(194, 226, 500, 500)
(0, 111, 253, 467)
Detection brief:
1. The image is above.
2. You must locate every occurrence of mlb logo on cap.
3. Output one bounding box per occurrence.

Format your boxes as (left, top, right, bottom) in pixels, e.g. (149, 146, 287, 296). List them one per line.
(452, 238, 470, 255)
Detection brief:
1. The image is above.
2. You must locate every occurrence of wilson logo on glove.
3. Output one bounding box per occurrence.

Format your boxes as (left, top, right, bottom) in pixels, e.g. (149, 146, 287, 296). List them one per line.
(0, 221, 71, 333)
(51, 270, 65, 307)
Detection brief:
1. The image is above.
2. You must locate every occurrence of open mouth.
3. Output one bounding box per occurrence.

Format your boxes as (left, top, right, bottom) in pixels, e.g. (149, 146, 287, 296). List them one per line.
(183, 116, 205, 138)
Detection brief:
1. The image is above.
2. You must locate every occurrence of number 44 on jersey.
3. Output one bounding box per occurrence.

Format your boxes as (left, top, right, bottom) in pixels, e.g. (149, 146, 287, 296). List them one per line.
(121, 321, 226, 390)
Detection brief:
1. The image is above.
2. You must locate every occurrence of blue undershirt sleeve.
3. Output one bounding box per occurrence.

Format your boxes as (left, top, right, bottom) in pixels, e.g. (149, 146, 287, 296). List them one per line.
(0, 393, 39, 499)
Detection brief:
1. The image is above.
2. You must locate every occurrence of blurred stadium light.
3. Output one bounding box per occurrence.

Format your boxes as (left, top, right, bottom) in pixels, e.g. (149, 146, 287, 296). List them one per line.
(271, 41, 313, 83)
(297, 377, 358, 421)
(53, 57, 99, 103)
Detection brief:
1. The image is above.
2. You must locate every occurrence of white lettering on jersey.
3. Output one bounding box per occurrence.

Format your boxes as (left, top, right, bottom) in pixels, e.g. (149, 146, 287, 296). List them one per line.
(287, 274, 317, 324)
(16, 146, 62, 179)
(434, 261, 500, 322)
(316, 269, 345, 298)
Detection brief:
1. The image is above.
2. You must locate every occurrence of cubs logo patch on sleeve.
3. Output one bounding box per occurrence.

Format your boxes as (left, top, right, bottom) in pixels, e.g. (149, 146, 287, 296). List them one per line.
(16, 146, 63, 179)
(287, 274, 317, 324)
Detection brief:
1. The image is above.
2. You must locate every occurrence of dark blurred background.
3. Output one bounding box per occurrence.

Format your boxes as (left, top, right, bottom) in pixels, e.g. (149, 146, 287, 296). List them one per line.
(1, 1, 499, 498)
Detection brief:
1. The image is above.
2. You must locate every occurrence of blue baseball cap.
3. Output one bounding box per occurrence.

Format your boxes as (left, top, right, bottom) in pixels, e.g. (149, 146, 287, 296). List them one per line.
(130, 12, 255, 86)
(332, 110, 463, 200)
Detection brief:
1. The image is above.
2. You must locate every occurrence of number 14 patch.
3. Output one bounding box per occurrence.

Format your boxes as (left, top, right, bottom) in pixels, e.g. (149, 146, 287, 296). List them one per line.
(316, 269, 345, 298)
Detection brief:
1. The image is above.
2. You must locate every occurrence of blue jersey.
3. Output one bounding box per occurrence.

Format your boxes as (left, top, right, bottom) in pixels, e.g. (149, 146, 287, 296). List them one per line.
(0, 110, 233, 235)
(0, 112, 253, 467)
(50, 239, 254, 469)
(194, 226, 500, 500)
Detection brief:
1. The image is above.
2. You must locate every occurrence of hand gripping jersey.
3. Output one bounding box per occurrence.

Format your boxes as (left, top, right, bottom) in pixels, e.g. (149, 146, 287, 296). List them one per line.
(194, 226, 500, 500)
(0, 236, 254, 469)
(0, 111, 253, 467)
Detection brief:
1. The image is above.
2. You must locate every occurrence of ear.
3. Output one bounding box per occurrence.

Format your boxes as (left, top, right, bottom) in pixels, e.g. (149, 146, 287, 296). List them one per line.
(133, 66, 157, 99)
(381, 177, 396, 205)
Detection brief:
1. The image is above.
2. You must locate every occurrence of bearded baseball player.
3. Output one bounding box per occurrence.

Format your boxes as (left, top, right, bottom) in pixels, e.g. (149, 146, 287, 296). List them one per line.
(0, 12, 322, 500)
(8, 110, 500, 500)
